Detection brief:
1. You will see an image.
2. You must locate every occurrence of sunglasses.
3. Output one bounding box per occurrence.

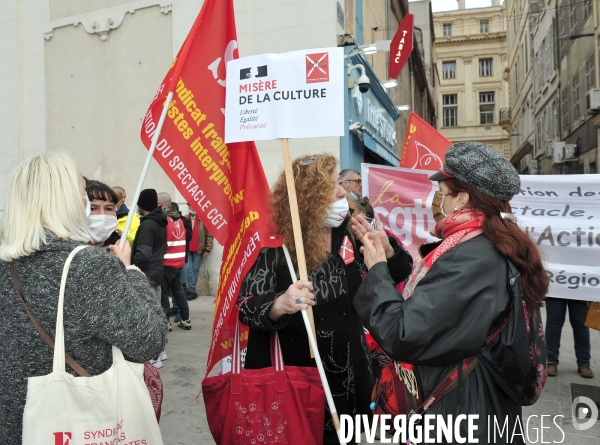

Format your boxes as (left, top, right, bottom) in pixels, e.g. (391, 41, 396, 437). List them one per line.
(345, 179, 362, 185)
(300, 155, 317, 165)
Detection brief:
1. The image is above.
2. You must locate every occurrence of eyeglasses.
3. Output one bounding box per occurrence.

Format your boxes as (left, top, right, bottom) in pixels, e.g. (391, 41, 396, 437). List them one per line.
(300, 155, 317, 165)
(345, 179, 362, 185)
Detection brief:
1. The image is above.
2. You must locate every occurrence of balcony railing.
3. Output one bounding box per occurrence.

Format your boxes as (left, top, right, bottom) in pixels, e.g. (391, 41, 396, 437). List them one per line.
(499, 108, 511, 123)
(499, 108, 511, 130)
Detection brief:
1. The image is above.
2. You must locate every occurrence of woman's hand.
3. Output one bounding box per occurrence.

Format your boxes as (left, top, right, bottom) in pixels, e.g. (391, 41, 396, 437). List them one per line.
(269, 280, 315, 321)
(359, 229, 388, 269)
(351, 214, 394, 259)
(109, 240, 131, 267)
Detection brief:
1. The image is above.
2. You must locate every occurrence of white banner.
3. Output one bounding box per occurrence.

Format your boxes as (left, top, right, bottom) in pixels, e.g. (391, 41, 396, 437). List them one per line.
(362, 164, 600, 302)
(224, 47, 344, 142)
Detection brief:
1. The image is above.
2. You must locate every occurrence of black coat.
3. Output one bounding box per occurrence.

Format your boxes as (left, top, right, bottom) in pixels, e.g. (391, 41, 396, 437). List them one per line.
(131, 207, 167, 285)
(354, 235, 524, 445)
(239, 219, 413, 444)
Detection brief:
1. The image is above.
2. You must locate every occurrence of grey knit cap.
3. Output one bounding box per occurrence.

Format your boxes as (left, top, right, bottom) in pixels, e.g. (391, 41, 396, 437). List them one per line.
(429, 142, 521, 201)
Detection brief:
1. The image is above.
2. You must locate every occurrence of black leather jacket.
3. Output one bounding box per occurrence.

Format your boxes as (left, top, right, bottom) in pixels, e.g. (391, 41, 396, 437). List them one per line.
(354, 235, 524, 445)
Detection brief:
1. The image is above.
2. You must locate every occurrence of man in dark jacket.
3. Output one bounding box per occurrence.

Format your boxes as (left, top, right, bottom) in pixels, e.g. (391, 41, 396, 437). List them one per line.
(131, 189, 167, 302)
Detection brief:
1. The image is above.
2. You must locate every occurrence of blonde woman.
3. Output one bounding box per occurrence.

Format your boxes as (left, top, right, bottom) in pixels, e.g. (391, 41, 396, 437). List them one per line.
(0, 153, 166, 445)
(238, 154, 413, 444)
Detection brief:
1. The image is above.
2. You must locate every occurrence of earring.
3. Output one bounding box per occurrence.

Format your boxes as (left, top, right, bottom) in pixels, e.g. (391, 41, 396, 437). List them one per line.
(453, 207, 460, 213)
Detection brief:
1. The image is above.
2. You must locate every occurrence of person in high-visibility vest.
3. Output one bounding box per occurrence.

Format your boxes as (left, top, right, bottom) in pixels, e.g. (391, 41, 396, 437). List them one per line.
(158, 192, 192, 331)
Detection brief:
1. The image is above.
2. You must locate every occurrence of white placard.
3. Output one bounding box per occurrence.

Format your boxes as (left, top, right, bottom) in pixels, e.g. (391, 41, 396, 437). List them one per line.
(225, 47, 344, 142)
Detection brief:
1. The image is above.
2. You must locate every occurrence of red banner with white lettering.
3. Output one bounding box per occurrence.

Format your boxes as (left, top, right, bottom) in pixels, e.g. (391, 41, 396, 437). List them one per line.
(389, 14, 414, 80)
(140, 0, 280, 376)
(399, 112, 452, 171)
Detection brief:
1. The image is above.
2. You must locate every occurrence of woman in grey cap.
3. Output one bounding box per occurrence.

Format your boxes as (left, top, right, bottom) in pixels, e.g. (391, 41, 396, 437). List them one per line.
(351, 142, 549, 444)
(0, 153, 167, 445)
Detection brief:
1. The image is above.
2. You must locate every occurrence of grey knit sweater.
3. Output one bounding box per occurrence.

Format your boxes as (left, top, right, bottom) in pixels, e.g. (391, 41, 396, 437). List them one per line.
(0, 234, 167, 445)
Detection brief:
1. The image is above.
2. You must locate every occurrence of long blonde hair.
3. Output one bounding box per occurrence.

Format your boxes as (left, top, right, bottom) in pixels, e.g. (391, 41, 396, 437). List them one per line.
(0, 152, 94, 261)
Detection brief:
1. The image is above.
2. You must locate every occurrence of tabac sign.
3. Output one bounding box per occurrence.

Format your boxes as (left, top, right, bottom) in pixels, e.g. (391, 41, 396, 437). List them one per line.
(389, 14, 414, 79)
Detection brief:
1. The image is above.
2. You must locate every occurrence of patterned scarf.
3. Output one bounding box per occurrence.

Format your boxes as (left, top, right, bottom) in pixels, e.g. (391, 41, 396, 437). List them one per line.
(397, 209, 485, 398)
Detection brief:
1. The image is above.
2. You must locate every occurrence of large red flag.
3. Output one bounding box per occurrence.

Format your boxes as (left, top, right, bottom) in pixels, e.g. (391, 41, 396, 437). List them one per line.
(140, 0, 280, 375)
(399, 112, 452, 171)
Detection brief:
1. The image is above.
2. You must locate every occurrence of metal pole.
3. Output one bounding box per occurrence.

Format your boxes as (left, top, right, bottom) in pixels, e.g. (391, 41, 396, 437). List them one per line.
(119, 91, 174, 249)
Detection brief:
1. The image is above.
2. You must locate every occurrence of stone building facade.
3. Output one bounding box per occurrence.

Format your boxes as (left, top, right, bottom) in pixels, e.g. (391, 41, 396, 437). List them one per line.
(433, 0, 510, 156)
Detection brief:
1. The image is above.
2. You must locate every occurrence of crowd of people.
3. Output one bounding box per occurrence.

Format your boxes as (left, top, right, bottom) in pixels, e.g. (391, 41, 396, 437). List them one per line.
(0, 142, 588, 444)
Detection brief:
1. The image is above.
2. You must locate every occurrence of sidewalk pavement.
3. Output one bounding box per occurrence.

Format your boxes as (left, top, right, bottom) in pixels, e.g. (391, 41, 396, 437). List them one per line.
(158, 300, 600, 445)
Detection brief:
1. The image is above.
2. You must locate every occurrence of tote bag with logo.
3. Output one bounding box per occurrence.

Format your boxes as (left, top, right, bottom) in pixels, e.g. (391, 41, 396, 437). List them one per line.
(21, 246, 163, 445)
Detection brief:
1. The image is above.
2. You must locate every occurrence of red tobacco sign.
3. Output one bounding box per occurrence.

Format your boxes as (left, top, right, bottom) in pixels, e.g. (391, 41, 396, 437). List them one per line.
(389, 13, 414, 80)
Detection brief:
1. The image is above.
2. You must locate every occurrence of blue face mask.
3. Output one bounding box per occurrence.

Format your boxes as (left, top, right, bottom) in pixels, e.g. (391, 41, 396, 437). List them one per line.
(349, 191, 361, 201)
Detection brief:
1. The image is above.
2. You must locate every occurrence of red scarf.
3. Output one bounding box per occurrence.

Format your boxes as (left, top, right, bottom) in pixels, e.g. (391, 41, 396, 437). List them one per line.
(403, 209, 485, 299)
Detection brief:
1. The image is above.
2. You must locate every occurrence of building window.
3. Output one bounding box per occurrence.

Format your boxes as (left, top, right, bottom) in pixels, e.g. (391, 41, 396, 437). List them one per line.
(543, 37, 551, 80)
(559, 9, 568, 58)
(442, 61, 456, 79)
(443, 94, 458, 127)
(586, 53, 595, 91)
(573, 73, 580, 119)
(443, 24, 452, 37)
(480, 20, 489, 33)
(479, 58, 493, 76)
(546, 103, 554, 142)
(479, 92, 495, 124)
(563, 82, 570, 129)
(570, 0, 577, 34)
(513, 62, 519, 98)
(536, 115, 543, 156)
(536, 50, 542, 91)
(584, 0, 592, 20)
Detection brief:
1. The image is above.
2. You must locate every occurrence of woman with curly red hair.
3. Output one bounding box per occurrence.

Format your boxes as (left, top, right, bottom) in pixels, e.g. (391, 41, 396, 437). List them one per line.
(238, 154, 413, 444)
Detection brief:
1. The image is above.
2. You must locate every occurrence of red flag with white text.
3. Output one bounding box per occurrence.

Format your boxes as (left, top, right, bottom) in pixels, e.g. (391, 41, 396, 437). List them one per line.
(140, 0, 280, 376)
(399, 112, 452, 171)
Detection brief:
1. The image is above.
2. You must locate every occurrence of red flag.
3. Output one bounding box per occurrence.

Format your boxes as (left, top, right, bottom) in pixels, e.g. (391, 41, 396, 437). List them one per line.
(389, 14, 414, 80)
(140, 0, 280, 375)
(399, 112, 452, 171)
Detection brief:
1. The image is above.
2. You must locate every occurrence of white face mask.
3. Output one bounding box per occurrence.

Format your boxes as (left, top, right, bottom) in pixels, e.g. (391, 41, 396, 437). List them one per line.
(87, 214, 118, 242)
(324, 198, 349, 228)
(84, 194, 92, 218)
(349, 191, 361, 201)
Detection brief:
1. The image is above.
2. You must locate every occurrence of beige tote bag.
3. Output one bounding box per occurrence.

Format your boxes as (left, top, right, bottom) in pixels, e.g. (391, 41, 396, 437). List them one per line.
(22, 246, 163, 445)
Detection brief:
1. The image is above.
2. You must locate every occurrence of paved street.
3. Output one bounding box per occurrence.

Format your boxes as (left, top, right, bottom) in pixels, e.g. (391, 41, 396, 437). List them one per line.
(158, 299, 600, 444)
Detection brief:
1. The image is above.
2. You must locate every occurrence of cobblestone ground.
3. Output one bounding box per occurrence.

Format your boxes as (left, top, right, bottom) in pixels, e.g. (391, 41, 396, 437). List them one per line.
(159, 301, 600, 445)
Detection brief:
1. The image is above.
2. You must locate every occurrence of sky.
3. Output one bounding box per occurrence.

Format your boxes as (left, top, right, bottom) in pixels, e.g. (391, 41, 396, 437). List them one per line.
(425, 0, 496, 13)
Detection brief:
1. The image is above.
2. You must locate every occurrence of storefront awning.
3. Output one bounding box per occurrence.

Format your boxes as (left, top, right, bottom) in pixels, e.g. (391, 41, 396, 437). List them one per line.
(363, 133, 400, 165)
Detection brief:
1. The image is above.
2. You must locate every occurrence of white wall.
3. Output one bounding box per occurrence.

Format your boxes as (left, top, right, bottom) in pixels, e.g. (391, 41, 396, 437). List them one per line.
(1, 0, 343, 295)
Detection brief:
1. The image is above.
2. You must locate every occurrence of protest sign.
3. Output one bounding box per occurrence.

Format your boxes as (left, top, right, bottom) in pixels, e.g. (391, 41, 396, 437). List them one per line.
(224, 47, 345, 143)
(139, 0, 280, 376)
(362, 164, 600, 302)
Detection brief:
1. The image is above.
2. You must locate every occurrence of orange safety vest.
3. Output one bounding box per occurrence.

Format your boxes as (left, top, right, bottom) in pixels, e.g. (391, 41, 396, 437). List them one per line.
(164, 216, 186, 268)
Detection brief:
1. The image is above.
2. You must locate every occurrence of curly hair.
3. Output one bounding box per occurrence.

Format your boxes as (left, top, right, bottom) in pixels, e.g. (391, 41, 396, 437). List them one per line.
(269, 154, 338, 270)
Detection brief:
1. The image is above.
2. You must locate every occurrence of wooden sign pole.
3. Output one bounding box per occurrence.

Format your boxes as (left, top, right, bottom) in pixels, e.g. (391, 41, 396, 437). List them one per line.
(280, 138, 317, 357)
